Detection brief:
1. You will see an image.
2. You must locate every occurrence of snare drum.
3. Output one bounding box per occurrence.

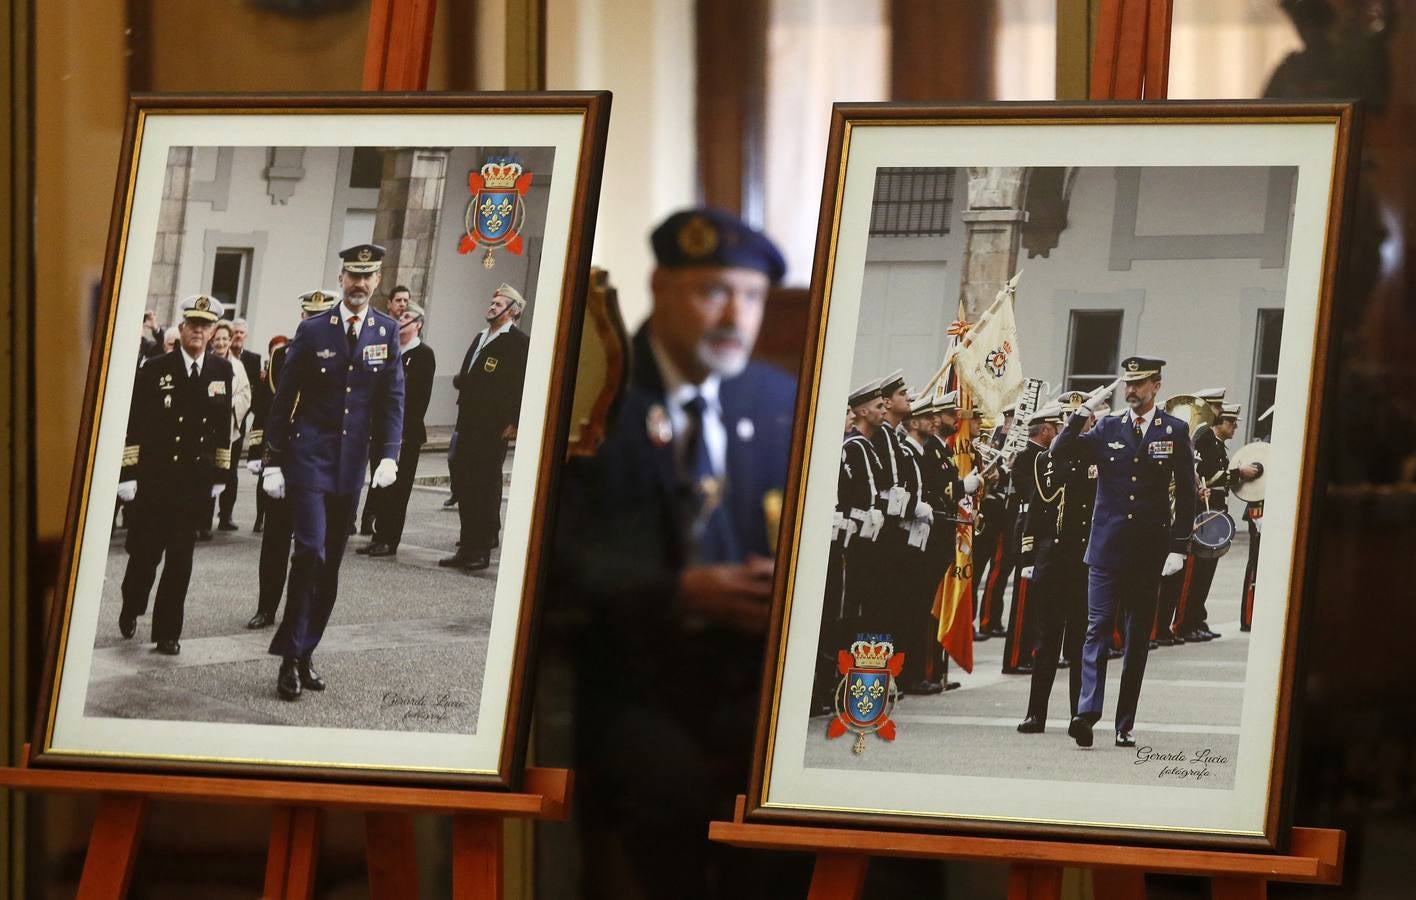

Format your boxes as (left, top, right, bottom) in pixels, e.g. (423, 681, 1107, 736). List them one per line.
(1191, 509, 1236, 558)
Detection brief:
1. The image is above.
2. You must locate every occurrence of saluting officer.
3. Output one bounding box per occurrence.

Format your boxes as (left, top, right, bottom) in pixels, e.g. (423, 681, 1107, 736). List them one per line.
(116, 295, 234, 654)
(244, 289, 337, 630)
(1016, 394, 1098, 734)
(262, 246, 405, 701)
(1055, 356, 1197, 749)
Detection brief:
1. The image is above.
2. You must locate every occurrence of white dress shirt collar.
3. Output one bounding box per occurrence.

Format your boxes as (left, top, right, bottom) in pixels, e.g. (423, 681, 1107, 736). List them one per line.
(340, 301, 367, 338)
(180, 346, 203, 376)
(648, 335, 726, 477)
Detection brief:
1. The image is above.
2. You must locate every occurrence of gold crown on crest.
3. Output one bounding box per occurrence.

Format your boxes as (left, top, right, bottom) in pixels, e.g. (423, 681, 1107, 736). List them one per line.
(481, 161, 523, 189)
(849, 639, 894, 669)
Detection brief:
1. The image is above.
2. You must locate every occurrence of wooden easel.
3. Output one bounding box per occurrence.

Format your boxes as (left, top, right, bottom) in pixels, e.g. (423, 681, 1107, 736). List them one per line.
(711, 1, 1346, 897)
(709, 798, 1343, 900)
(0, 3, 573, 897)
(0, 748, 570, 898)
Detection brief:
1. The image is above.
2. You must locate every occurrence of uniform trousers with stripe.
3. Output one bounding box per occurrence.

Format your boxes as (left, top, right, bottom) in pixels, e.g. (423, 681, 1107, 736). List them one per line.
(1022, 539, 1087, 721)
(1076, 545, 1165, 734)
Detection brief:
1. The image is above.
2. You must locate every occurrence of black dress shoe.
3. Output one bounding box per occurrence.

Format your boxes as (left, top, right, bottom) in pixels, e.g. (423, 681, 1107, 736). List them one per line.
(119, 614, 137, 639)
(973, 629, 990, 641)
(442, 496, 458, 508)
(1017, 715, 1045, 734)
(298, 658, 326, 691)
(1201, 626, 1222, 639)
(1155, 636, 1175, 647)
(278, 659, 301, 701)
(154, 640, 180, 655)
(1105, 646, 1124, 660)
(904, 680, 944, 696)
(247, 611, 274, 629)
(1056, 658, 1069, 669)
(943, 681, 961, 691)
(1170, 632, 1186, 644)
(438, 553, 474, 568)
(196, 529, 213, 541)
(464, 554, 491, 572)
(368, 542, 396, 558)
(1017, 662, 1034, 674)
(217, 519, 239, 531)
(1068, 715, 1094, 748)
(1115, 731, 1136, 748)
(355, 542, 374, 555)
(1239, 624, 1251, 633)
(1148, 640, 1159, 650)
(987, 627, 1008, 638)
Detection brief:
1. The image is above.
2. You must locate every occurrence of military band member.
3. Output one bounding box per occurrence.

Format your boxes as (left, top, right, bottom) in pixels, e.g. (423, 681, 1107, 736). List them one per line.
(1001, 407, 1057, 674)
(262, 245, 405, 701)
(973, 401, 1016, 639)
(1056, 356, 1197, 749)
(115, 295, 234, 654)
(1016, 396, 1098, 733)
(245, 290, 335, 630)
(360, 302, 436, 557)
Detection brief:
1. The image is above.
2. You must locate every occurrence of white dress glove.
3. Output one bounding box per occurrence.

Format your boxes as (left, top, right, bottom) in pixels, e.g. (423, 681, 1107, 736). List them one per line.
(1254, 517, 1263, 535)
(1020, 565, 1035, 580)
(211, 484, 225, 499)
(247, 459, 263, 475)
(913, 500, 933, 522)
(1162, 551, 1186, 577)
(371, 457, 399, 489)
(263, 467, 286, 499)
(962, 472, 982, 494)
(117, 481, 137, 503)
(1085, 378, 1121, 414)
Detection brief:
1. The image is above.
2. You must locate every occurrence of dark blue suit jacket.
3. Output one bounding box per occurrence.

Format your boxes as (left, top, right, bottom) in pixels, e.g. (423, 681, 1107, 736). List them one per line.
(1052, 407, 1196, 568)
(553, 325, 795, 652)
(264, 306, 405, 496)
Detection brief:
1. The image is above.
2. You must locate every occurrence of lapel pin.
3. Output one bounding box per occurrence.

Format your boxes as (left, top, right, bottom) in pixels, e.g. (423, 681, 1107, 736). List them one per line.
(646, 404, 673, 448)
(736, 418, 755, 441)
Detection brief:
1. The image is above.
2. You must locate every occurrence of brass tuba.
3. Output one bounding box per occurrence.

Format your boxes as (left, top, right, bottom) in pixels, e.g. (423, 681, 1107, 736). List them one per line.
(1162, 394, 1219, 434)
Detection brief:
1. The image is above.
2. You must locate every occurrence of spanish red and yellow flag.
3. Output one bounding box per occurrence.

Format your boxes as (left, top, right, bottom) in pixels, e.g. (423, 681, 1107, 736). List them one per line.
(929, 325, 976, 673)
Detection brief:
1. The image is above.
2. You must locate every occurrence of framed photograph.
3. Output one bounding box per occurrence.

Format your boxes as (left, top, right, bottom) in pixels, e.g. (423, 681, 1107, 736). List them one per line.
(748, 102, 1357, 847)
(32, 92, 610, 787)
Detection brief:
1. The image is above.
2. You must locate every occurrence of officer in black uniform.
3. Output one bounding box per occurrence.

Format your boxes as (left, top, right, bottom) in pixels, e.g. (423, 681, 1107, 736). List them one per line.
(116, 295, 234, 654)
(1001, 408, 1056, 674)
(361, 301, 436, 557)
(1016, 397, 1098, 733)
(244, 289, 337, 630)
(918, 390, 977, 690)
(973, 401, 1016, 639)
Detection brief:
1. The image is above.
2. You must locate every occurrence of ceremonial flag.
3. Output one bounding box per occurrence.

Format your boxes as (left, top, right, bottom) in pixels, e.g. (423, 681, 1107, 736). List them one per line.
(953, 272, 1025, 419)
(929, 324, 975, 673)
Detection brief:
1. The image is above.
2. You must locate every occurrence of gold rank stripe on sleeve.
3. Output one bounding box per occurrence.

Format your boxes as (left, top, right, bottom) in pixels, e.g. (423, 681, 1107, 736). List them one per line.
(1020, 535, 1034, 553)
(248, 428, 264, 446)
(121, 445, 140, 467)
(214, 448, 232, 470)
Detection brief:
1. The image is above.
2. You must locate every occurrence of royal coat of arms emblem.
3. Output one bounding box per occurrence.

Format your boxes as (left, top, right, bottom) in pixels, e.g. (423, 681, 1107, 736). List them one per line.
(827, 636, 904, 754)
(459, 159, 533, 269)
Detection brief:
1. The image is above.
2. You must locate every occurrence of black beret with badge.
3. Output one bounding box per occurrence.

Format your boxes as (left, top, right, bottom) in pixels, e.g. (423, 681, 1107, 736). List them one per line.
(650, 208, 787, 284)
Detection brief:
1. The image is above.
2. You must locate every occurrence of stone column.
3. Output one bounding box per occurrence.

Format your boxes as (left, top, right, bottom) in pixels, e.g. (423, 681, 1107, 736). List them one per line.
(147, 147, 193, 326)
(372, 148, 450, 314)
(957, 166, 1029, 322)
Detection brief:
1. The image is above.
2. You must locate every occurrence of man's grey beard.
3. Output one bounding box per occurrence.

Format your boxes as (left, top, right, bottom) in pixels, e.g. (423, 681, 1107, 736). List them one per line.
(699, 345, 749, 379)
(344, 290, 370, 310)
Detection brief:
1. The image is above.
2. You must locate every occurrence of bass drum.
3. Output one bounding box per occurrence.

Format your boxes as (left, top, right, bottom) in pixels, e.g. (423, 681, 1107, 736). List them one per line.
(1191, 509, 1236, 559)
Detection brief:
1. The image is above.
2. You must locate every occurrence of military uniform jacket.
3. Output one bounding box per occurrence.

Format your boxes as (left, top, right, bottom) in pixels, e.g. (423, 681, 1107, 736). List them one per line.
(1010, 441, 1046, 521)
(921, 433, 966, 514)
(840, 429, 885, 525)
(248, 343, 287, 462)
(400, 341, 436, 448)
(453, 324, 529, 435)
(1194, 427, 1231, 512)
(1052, 408, 1197, 566)
(870, 422, 920, 519)
(121, 350, 234, 491)
(264, 308, 405, 495)
(1020, 449, 1097, 566)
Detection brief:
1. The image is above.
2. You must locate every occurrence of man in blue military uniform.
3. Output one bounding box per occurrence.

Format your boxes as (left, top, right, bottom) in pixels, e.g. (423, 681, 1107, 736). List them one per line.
(117, 295, 235, 654)
(1053, 355, 1196, 748)
(552, 208, 805, 899)
(262, 245, 405, 701)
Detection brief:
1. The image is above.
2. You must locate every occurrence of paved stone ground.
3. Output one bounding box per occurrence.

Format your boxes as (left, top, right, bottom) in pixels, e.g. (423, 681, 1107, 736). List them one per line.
(805, 533, 1253, 790)
(86, 451, 499, 735)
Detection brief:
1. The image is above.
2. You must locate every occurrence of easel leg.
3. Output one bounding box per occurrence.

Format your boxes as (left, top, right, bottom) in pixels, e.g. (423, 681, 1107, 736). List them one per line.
(1007, 864, 1064, 900)
(807, 852, 869, 900)
(264, 806, 323, 900)
(1092, 869, 1147, 900)
(1212, 877, 1267, 900)
(452, 814, 503, 900)
(77, 794, 147, 900)
(366, 811, 421, 898)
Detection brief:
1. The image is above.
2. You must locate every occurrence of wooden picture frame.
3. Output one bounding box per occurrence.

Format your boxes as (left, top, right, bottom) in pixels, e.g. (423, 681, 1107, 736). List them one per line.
(32, 92, 610, 788)
(746, 101, 1359, 849)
